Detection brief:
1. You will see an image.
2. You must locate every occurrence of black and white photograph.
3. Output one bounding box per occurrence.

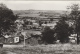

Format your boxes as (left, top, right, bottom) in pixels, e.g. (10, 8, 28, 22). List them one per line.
(0, 0, 80, 54)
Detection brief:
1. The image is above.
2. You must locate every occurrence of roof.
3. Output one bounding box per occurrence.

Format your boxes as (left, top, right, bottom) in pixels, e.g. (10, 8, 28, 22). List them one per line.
(19, 31, 31, 40)
(19, 31, 41, 40)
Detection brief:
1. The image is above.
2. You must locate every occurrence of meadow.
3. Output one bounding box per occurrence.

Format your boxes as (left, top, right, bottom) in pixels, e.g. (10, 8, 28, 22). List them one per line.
(1, 43, 80, 54)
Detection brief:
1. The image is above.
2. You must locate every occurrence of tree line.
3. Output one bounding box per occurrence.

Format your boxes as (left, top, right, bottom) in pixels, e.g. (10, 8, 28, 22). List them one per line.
(41, 4, 80, 44)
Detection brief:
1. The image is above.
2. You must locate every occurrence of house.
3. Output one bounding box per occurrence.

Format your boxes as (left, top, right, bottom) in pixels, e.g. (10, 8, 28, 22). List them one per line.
(26, 25, 32, 30)
(41, 23, 57, 29)
(3, 34, 20, 44)
(69, 34, 77, 43)
(32, 23, 39, 29)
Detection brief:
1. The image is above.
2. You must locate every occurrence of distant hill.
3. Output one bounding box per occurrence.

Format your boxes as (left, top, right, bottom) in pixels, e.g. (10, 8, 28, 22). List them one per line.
(13, 10, 67, 14)
(13, 10, 69, 18)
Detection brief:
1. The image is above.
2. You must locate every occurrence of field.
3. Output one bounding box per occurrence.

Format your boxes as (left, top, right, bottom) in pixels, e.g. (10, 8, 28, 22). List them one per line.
(1, 43, 80, 54)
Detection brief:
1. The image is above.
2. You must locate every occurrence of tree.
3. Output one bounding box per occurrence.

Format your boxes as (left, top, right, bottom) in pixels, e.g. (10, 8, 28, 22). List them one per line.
(67, 4, 80, 44)
(55, 18, 71, 43)
(0, 3, 17, 36)
(42, 26, 56, 44)
(39, 20, 43, 26)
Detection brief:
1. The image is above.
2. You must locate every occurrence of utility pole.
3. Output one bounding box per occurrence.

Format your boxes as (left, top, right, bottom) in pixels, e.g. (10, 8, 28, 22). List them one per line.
(24, 34, 26, 47)
(21, 31, 26, 47)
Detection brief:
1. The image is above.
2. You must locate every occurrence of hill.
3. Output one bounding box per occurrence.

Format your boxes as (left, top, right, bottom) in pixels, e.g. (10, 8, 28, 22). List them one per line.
(13, 10, 66, 15)
(13, 10, 69, 19)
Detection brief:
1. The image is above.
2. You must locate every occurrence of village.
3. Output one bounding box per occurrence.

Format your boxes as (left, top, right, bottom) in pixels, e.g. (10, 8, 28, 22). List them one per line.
(0, 1, 80, 54)
(0, 9, 77, 46)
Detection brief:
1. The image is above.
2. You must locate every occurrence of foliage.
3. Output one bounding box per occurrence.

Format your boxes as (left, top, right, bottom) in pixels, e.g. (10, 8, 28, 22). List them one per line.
(76, 14, 80, 32)
(0, 3, 17, 36)
(67, 4, 80, 44)
(70, 4, 80, 32)
(55, 19, 71, 43)
(39, 20, 43, 26)
(42, 26, 56, 44)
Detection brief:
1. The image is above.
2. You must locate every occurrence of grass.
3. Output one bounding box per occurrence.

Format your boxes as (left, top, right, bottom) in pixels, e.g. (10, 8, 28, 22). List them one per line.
(1, 43, 80, 54)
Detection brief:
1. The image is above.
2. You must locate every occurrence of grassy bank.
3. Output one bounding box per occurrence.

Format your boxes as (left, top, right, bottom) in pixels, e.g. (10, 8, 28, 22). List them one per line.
(1, 44, 80, 54)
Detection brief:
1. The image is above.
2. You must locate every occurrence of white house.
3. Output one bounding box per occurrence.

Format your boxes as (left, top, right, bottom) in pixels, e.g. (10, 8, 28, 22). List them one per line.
(42, 23, 57, 29)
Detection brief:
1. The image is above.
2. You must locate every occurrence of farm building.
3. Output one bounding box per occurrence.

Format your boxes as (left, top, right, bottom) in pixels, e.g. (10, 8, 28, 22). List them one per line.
(19, 35, 42, 45)
(19, 31, 42, 45)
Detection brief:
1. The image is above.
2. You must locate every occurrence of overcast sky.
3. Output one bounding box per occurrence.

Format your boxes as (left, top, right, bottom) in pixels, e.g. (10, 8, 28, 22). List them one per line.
(0, 1, 80, 10)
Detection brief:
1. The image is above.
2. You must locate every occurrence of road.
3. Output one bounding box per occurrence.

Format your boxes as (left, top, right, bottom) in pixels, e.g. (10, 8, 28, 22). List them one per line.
(3, 45, 23, 48)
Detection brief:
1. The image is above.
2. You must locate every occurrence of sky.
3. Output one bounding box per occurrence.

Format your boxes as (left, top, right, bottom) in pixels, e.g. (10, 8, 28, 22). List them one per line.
(0, 1, 80, 10)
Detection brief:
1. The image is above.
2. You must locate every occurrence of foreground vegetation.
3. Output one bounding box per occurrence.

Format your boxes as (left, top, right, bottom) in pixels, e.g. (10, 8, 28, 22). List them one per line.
(1, 44, 80, 54)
